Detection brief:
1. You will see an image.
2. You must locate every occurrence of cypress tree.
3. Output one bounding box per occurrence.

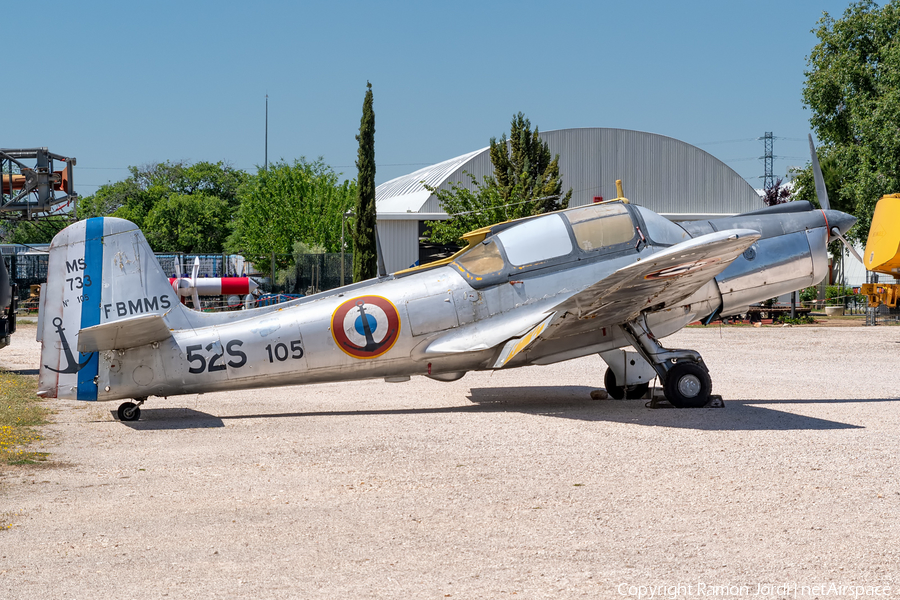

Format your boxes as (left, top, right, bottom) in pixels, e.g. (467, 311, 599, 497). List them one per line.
(489, 112, 571, 215)
(353, 81, 377, 282)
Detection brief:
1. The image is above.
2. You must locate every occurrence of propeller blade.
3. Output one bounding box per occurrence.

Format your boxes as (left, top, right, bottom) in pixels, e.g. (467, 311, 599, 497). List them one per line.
(808, 134, 831, 211)
(190, 257, 201, 310)
(831, 227, 864, 265)
(190, 257, 200, 285)
(172, 256, 182, 294)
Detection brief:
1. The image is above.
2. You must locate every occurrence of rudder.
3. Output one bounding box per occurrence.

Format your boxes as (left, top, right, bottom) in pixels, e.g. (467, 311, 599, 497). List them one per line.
(38, 217, 179, 400)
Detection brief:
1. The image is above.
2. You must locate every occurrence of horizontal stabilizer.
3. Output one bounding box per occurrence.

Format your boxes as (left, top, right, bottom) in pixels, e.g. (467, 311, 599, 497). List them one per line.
(77, 313, 171, 352)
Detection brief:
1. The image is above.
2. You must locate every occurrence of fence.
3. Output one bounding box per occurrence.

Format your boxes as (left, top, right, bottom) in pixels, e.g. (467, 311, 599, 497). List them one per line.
(3, 253, 48, 307)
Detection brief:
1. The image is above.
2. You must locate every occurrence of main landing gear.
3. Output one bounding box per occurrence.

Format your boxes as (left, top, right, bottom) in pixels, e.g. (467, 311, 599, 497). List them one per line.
(622, 315, 712, 408)
(117, 397, 146, 422)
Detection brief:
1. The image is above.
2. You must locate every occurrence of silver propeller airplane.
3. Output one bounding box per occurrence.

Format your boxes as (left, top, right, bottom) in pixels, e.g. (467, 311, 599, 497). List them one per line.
(36, 181, 855, 421)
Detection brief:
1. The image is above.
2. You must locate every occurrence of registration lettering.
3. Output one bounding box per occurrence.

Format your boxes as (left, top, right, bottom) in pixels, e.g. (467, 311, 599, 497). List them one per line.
(102, 294, 172, 319)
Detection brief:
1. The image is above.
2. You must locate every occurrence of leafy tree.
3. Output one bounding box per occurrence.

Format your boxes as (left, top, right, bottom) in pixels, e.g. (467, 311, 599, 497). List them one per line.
(76, 179, 142, 221)
(143, 192, 231, 252)
(490, 113, 571, 214)
(426, 112, 572, 244)
(762, 178, 792, 206)
(801, 0, 900, 242)
(227, 158, 356, 256)
(76, 160, 247, 252)
(0, 217, 70, 245)
(425, 174, 536, 244)
(353, 81, 377, 282)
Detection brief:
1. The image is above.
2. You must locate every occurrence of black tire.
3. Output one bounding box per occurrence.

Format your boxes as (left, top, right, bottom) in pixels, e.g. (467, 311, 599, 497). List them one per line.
(117, 402, 141, 422)
(663, 362, 712, 408)
(626, 382, 650, 400)
(604, 367, 625, 399)
(604, 368, 650, 400)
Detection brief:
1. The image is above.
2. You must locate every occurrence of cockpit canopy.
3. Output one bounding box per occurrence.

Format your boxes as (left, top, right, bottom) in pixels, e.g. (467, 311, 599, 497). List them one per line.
(452, 202, 646, 284)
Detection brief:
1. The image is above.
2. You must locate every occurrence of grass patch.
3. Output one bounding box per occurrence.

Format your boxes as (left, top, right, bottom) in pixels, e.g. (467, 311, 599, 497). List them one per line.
(0, 369, 49, 466)
(775, 315, 817, 325)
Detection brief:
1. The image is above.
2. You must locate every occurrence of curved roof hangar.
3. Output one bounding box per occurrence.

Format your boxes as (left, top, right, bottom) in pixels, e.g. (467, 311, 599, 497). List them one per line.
(375, 128, 763, 221)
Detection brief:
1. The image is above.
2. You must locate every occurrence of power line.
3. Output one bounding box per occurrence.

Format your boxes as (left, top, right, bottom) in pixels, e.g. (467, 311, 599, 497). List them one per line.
(693, 138, 759, 145)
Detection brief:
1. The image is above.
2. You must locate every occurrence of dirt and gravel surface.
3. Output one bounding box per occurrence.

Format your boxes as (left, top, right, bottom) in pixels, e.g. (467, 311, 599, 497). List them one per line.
(2, 323, 900, 599)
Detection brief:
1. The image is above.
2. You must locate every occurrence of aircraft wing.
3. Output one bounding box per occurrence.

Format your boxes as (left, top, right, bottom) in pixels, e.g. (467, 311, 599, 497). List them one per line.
(547, 228, 760, 333)
(420, 229, 758, 363)
(421, 298, 559, 357)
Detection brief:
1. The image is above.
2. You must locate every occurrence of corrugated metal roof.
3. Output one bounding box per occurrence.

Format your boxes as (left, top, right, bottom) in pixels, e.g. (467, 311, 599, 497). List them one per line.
(375, 128, 763, 217)
(375, 148, 486, 207)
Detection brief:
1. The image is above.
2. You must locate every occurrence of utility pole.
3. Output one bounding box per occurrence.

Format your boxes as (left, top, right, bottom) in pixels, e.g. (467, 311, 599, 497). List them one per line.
(265, 94, 268, 172)
(762, 131, 774, 190)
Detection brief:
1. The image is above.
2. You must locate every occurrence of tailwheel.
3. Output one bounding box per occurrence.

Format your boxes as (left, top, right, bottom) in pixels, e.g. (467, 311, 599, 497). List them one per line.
(117, 398, 146, 421)
(604, 367, 650, 400)
(663, 362, 712, 408)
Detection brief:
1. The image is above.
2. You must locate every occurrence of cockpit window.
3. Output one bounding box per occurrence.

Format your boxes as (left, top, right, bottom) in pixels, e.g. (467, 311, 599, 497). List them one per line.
(562, 204, 635, 251)
(454, 239, 505, 276)
(633, 206, 691, 246)
(495, 214, 573, 266)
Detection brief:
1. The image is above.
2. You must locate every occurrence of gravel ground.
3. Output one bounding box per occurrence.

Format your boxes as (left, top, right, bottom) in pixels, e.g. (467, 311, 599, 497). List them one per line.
(2, 323, 899, 599)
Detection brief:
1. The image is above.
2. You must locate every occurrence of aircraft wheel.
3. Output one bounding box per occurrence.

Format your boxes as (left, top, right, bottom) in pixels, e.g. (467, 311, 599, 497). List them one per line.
(626, 382, 650, 399)
(604, 367, 625, 399)
(663, 362, 711, 408)
(117, 402, 141, 422)
(604, 368, 649, 400)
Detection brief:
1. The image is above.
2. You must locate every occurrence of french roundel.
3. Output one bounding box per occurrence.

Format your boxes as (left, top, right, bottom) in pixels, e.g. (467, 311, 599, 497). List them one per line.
(331, 295, 401, 359)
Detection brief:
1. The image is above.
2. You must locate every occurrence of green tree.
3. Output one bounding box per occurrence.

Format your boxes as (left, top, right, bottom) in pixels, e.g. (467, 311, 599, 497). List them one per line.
(353, 81, 377, 282)
(490, 112, 571, 214)
(76, 179, 142, 221)
(426, 113, 572, 244)
(76, 160, 247, 252)
(801, 0, 900, 242)
(227, 158, 357, 256)
(0, 217, 70, 245)
(143, 192, 231, 252)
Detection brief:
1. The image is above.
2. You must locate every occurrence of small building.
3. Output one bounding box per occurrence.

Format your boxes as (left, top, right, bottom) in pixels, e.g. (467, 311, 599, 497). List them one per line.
(375, 128, 764, 273)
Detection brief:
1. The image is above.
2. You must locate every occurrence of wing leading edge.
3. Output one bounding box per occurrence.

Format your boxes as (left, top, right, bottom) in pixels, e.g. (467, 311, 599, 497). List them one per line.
(421, 229, 759, 364)
(547, 228, 761, 335)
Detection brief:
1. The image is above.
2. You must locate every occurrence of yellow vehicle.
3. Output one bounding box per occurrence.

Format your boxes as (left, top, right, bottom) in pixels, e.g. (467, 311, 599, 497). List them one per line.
(861, 194, 900, 307)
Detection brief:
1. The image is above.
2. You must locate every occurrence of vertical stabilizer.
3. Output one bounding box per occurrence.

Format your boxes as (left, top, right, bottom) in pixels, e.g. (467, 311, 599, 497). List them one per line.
(38, 218, 178, 400)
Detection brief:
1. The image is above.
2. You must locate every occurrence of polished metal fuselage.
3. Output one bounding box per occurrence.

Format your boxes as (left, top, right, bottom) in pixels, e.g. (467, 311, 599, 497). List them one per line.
(94, 207, 841, 402)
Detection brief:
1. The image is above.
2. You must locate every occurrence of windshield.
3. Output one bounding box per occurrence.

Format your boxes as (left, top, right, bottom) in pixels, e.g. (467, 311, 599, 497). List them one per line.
(454, 239, 505, 276)
(562, 204, 635, 251)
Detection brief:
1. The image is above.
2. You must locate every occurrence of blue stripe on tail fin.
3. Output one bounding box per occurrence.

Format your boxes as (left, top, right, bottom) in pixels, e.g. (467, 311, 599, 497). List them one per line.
(76, 218, 104, 400)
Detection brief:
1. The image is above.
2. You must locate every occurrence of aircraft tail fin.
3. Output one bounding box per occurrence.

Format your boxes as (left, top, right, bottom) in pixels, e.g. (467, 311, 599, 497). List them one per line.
(37, 217, 180, 400)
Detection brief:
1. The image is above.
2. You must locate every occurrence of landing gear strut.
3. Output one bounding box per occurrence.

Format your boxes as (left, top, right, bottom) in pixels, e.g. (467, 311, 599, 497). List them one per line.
(622, 314, 713, 408)
(117, 398, 146, 422)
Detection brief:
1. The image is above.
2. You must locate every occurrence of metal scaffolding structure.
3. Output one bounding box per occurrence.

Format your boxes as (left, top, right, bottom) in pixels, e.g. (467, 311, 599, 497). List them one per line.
(1, 147, 77, 219)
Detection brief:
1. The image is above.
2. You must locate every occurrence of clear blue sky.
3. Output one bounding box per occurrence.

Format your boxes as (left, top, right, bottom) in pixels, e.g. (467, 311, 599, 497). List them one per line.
(4, 0, 856, 195)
